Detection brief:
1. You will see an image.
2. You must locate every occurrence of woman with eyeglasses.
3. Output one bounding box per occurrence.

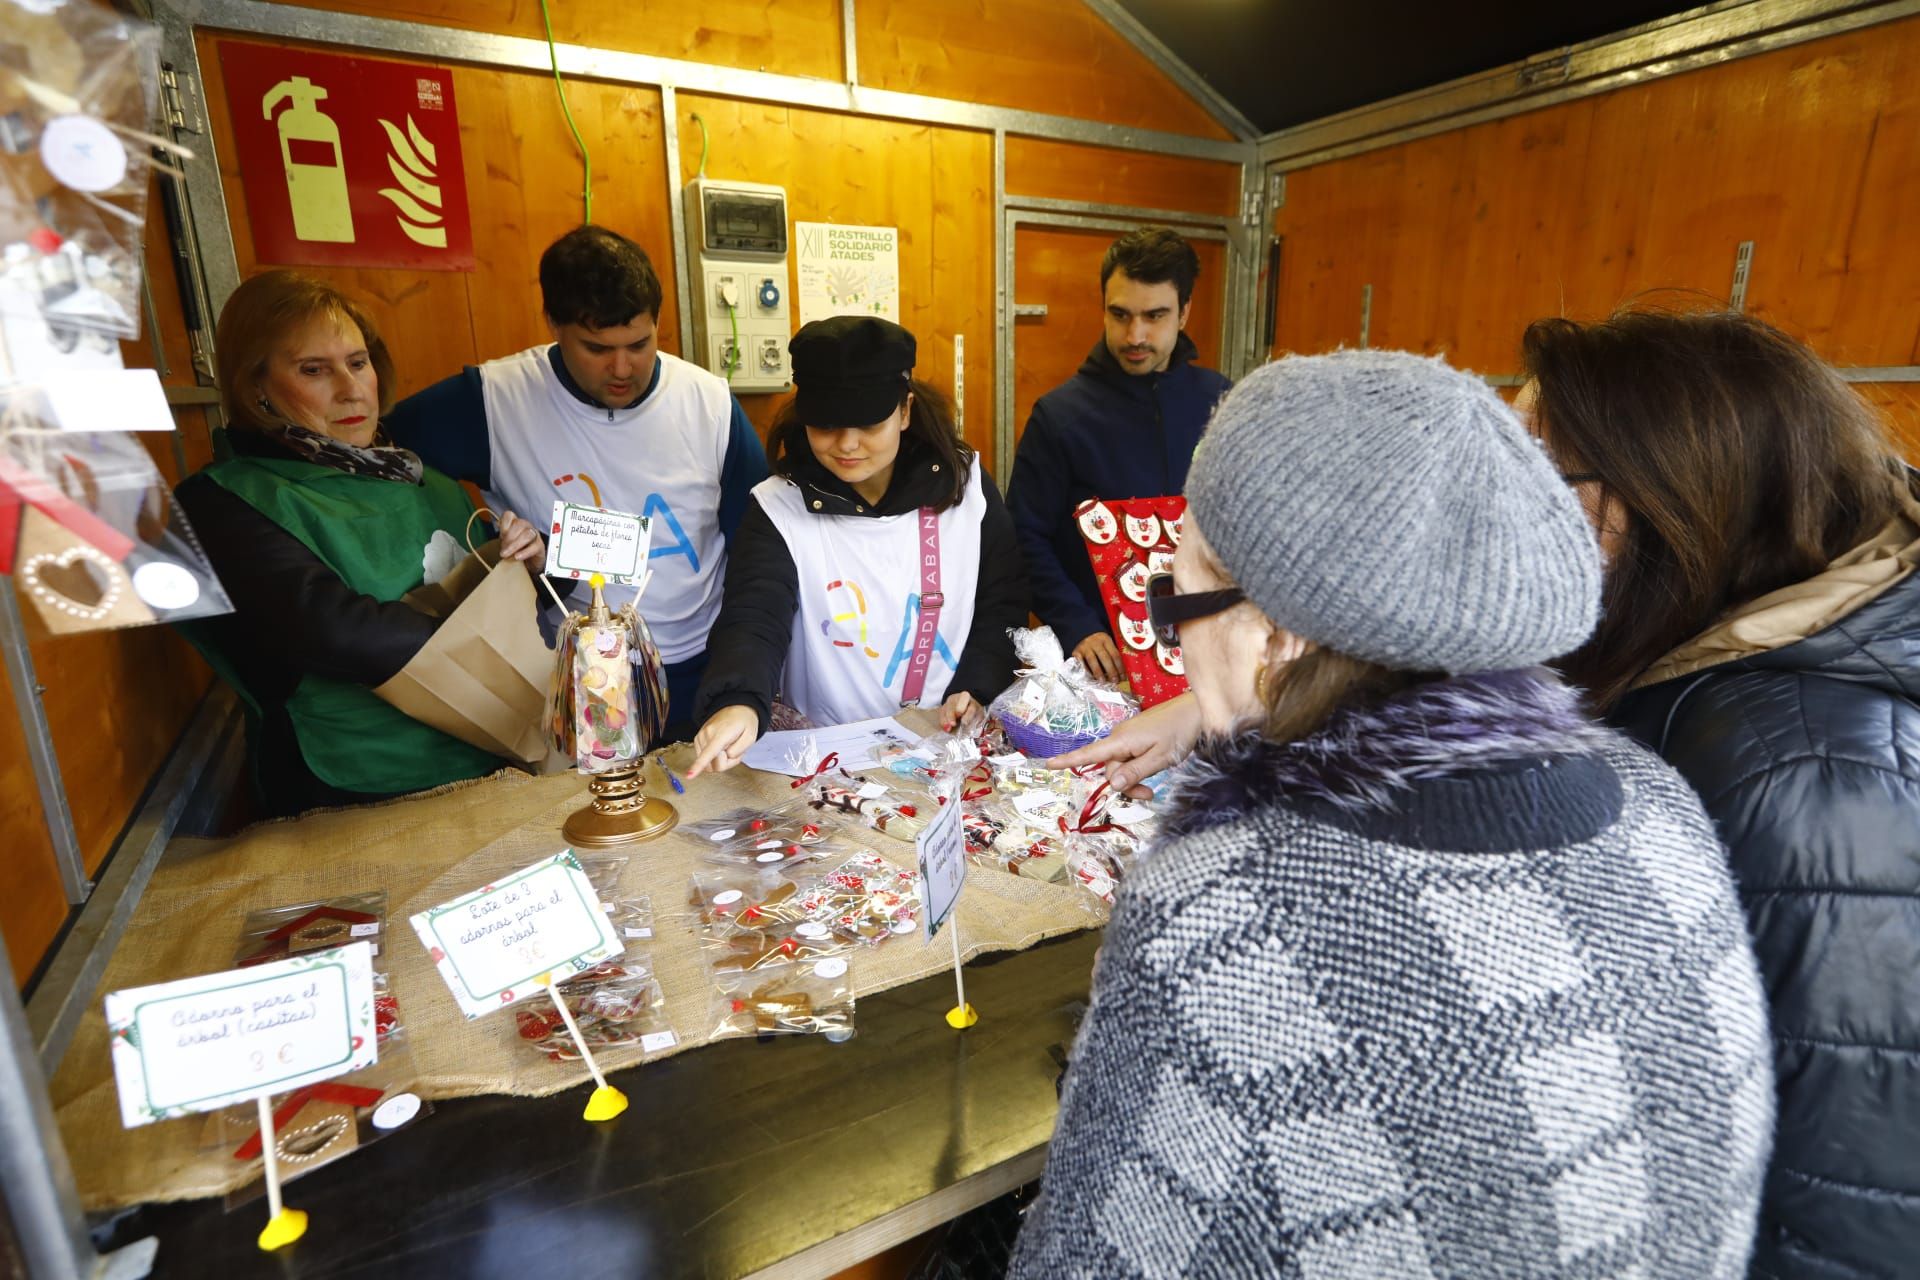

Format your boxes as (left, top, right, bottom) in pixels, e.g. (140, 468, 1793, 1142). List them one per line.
(1519, 308, 1920, 1280)
(1010, 350, 1771, 1279)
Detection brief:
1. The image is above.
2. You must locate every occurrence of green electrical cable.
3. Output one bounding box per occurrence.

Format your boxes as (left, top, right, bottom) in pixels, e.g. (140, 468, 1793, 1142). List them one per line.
(539, 0, 593, 224)
(692, 112, 710, 179)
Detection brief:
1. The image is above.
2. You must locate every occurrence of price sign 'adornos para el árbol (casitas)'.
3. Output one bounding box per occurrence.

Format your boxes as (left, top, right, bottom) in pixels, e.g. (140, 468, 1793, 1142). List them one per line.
(105, 941, 378, 1128)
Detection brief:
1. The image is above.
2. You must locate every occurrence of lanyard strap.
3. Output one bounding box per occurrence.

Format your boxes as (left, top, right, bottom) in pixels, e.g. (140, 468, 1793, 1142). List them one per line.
(900, 505, 943, 707)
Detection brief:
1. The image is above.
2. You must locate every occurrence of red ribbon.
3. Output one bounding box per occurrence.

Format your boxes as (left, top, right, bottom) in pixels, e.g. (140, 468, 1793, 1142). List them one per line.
(1059, 780, 1133, 838)
(790, 752, 840, 789)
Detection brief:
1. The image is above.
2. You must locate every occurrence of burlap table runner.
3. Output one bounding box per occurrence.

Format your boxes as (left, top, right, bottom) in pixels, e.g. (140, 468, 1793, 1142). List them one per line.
(50, 730, 1101, 1210)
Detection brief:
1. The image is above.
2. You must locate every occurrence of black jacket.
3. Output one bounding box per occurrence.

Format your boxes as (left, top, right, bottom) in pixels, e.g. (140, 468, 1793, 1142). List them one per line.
(1613, 565, 1920, 1279)
(1006, 333, 1230, 649)
(693, 441, 1027, 732)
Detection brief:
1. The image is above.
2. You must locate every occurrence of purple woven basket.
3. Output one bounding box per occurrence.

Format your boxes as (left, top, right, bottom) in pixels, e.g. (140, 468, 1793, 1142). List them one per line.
(1000, 716, 1109, 760)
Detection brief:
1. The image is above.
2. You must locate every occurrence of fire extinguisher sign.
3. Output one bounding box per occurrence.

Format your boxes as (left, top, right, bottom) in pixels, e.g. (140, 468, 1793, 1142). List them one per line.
(219, 41, 474, 272)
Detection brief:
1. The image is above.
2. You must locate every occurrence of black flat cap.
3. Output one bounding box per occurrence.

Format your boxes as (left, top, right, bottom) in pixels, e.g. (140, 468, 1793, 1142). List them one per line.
(789, 316, 915, 428)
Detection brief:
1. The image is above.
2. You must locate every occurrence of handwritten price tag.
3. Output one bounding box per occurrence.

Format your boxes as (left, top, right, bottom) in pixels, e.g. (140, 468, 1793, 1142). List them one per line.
(408, 851, 622, 1020)
(104, 942, 377, 1128)
(916, 794, 965, 941)
(544, 500, 650, 585)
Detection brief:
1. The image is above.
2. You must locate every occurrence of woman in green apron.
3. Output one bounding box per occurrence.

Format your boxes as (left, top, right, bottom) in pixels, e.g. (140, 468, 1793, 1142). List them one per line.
(176, 271, 545, 816)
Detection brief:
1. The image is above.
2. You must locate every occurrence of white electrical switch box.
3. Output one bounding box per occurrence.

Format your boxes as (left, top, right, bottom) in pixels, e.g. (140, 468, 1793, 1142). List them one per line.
(683, 178, 791, 393)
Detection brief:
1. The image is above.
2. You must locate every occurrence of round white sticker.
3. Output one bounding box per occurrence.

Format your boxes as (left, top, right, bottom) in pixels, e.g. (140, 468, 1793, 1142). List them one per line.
(813, 958, 849, 979)
(795, 922, 830, 939)
(890, 919, 916, 935)
(132, 561, 201, 611)
(712, 889, 744, 906)
(370, 1092, 422, 1130)
(756, 838, 783, 849)
(708, 829, 735, 842)
(755, 851, 785, 863)
(40, 116, 128, 193)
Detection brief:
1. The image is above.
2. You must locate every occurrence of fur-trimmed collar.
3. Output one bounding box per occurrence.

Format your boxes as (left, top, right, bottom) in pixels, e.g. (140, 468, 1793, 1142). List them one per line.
(1161, 668, 1614, 838)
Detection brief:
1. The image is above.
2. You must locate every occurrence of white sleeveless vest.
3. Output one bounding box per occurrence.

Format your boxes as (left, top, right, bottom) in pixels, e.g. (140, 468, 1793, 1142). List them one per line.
(477, 347, 732, 663)
(756, 462, 985, 727)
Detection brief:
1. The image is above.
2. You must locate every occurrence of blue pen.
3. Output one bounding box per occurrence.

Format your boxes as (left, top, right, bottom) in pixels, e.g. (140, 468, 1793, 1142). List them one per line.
(656, 754, 686, 794)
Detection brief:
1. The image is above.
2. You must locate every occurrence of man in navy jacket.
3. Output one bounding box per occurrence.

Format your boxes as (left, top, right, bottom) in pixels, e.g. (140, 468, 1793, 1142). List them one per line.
(1007, 228, 1231, 681)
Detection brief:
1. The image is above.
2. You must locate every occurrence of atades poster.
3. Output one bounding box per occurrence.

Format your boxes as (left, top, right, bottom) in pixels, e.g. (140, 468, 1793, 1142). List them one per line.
(219, 41, 474, 271)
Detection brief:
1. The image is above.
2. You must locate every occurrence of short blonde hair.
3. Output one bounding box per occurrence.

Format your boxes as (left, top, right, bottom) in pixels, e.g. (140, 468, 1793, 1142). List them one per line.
(215, 270, 398, 433)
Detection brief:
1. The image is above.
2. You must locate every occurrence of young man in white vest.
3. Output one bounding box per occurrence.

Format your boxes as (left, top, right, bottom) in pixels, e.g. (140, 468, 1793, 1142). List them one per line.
(386, 226, 767, 745)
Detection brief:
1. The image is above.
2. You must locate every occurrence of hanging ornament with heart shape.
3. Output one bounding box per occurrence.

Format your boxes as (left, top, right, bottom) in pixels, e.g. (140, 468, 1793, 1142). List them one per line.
(12, 507, 153, 634)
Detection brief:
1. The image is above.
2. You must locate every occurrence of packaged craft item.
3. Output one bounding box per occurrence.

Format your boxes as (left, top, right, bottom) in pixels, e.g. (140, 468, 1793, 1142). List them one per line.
(688, 866, 804, 933)
(989, 626, 1136, 757)
(514, 953, 673, 1063)
(605, 893, 654, 942)
(801, 849, 922, 946)
(576, 854, 631, 900)
(233, 891, 388, 968)
(1074, 495, 1190, 707)
(681, 798, 839, 867)
(711, 958, 855, 1041)
(806, 769, 929, 842)
(549, 580, 669, 767)
(1057, 777, 1157, 907)
(961, 792, 1069, 881)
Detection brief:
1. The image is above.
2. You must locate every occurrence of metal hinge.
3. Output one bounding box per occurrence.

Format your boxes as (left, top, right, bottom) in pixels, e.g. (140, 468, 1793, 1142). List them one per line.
(1242, 188, 1264, 228)
(160, 65, 202, 136)
(1517, 54, 1572, 90)
(1268, 171, 1286, 210)
(1729, 240, 1754, 312)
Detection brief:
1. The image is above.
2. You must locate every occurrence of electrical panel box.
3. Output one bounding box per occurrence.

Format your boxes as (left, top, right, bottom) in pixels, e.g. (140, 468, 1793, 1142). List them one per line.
(683, 178, 792, 393)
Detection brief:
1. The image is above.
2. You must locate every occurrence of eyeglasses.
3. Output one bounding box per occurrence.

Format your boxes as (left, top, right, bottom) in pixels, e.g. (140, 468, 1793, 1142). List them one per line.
(1145, 572, 1244, 648)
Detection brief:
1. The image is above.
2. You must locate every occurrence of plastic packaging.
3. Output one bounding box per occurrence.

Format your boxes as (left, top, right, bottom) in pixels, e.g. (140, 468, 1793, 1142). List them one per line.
(605, 893, 654, 943)
(988, 627, 1136, 757)
(806, 769, 929, 842)
(710, 958, 855, 1041)
(687, 866, 804, 933)
(514, 953, 673, 1062)
(803, 850, 921, 945)
(233, 891, 388, 968)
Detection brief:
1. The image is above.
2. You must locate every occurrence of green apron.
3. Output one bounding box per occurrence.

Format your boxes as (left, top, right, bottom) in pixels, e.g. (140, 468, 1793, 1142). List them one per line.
(203, 454, 503, 794)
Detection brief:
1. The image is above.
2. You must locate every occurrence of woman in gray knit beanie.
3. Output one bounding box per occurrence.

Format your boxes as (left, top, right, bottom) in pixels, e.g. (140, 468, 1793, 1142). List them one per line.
(1010, 350, 1773, 1280)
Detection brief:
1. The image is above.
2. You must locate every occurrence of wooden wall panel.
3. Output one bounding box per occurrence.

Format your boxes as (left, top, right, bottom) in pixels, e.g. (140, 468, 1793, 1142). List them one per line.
(0, 668, 66, 985)
(1005, 136, 1241, 216)
(676, 95, 995, 465)
(1011, 225, 1226, 447)
(1271, 14, 1920, 401)
(267, 0, 844, 82)
(857, 0, 1232, 142)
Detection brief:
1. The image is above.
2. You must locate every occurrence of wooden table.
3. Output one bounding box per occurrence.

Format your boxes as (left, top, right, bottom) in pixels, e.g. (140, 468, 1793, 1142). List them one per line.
(94, 931, 1099, 1278)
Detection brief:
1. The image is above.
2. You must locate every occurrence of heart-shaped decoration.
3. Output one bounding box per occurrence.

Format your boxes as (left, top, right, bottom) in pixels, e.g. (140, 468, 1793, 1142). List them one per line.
(21, 547, 121, 620)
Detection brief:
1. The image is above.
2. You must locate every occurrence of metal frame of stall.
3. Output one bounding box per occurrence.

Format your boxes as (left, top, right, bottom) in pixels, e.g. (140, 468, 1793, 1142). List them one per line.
(5, 0, 1918, 1274)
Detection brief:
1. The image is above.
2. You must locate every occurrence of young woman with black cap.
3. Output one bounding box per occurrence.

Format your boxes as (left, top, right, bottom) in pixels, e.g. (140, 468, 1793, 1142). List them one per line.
(685, 316, 1028, 776)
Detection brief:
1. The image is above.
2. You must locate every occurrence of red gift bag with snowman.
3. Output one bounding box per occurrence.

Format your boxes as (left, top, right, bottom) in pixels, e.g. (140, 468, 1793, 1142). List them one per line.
(1073, 495, 1187, 708)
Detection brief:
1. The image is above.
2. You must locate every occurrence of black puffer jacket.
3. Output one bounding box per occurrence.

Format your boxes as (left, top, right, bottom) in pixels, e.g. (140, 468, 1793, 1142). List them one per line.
(1612, 535, 1920, 1280)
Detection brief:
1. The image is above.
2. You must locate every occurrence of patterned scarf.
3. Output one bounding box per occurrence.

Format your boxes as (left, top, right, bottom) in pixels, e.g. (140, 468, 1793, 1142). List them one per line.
(269, 423, 424, 485)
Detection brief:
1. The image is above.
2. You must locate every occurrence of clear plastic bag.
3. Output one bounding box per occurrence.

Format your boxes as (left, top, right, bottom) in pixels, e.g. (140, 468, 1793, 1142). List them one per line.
(605, 893, 654, 943)
(576, 854, 631, 900)
(514, 953, 673, 1062)
(801, 849, 922, 946)
(710, 958, 855, 1041)
(988, 627, 1136, 755)
(806, 769, 930, 842)
(687, 866, 805, 933)
(3, 418, 234, 631)
(0, 0, 168, 346)
(233, 891, 388, 968)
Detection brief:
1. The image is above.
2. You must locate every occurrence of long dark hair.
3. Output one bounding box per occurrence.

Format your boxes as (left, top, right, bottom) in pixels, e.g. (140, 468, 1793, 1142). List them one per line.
(1525, 305, 1907, 710)
(767, 377, 973, 511)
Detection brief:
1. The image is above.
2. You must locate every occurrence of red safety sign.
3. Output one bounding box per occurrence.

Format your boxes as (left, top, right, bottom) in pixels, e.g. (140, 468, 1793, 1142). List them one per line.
(218, 40, 473, 271)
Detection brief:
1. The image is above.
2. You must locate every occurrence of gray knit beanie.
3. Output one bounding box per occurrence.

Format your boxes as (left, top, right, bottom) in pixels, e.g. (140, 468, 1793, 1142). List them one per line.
(1185, 349, 1601, 674)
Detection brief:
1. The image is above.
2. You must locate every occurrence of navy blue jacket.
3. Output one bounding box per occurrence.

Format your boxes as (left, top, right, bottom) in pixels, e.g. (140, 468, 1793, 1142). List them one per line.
(1612, 561, 1920, 1279)
(1007, 333, 1230, 649)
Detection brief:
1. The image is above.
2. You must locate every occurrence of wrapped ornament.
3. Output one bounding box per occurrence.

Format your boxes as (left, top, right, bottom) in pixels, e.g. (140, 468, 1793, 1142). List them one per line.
(550, 574, 675, 847)
(989, 626, 1136, 758)
(514, 955, 670, 1062)
(711, 960, 855, 1041)
(805, 768, 929, 843)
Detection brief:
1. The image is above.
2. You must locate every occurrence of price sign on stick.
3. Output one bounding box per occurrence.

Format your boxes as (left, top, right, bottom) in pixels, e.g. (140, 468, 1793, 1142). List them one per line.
(409, 851, 631, 1121)
(104, 941, 378, 1250)
(544, 501, 650, 584)
(916, 793, 978, 1029)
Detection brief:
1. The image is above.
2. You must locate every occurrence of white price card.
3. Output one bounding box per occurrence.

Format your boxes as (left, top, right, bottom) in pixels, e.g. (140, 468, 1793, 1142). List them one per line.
(543, 500, 650, 585)
(916, 794, 966, 941)
(409, 851, 622, 1020)
(104, 941, 377, 1129)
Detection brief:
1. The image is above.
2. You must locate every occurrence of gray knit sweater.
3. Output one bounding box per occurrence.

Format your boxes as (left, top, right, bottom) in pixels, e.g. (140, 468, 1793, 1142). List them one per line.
(1010, 670, 1773, 1279)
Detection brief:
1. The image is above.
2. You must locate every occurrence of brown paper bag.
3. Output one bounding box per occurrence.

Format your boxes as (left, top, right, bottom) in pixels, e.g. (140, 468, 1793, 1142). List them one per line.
(374, 544, 552, 764)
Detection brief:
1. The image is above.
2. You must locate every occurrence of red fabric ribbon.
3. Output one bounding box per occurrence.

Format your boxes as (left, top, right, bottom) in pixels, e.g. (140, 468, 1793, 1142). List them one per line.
(1059, 780, 1133, 838)
(790, 752, 841, 788)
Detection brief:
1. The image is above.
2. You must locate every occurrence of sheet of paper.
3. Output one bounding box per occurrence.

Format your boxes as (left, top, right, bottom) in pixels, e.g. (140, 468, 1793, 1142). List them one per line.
(916, 793, 965, 940)
(740, 716, 919, 776)
(39, 368, 174, 433)
(543, 501, 650, 585)
(104, 941, 377, 1129)
(408, 851, 622, 1020)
